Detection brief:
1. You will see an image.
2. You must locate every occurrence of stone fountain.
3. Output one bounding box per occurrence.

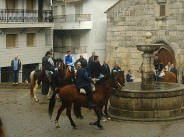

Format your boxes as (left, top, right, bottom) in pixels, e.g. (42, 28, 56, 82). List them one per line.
(109, 32, 184, 121)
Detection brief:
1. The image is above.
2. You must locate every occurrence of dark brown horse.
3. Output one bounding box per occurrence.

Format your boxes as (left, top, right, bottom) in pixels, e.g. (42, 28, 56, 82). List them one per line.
(49, 71, 125, 129)
(0, 118, 5, 137)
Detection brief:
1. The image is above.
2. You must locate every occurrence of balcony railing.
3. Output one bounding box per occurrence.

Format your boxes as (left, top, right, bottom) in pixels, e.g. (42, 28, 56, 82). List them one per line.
(0, 9, 53, 23)
(54, 14, 91, 22)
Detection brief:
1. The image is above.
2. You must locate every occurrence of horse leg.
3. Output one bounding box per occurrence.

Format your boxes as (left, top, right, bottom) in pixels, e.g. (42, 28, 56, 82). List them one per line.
(47, 87, 52, 100)
(66, 103, 77, 129)
(55, 103, 66, 128)
(33, 80, 39, 102)
(90, 107, 103, 129)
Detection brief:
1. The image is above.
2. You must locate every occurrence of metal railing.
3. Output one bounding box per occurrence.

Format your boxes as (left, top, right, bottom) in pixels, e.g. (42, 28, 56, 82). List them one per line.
(54, 14, 91, 22)
(0, 9, 53, 23)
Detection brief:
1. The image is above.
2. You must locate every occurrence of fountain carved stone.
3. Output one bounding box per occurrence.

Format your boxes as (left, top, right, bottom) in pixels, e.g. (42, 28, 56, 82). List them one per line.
(109, 32, 184, 121)
(137, 32, 161, 89)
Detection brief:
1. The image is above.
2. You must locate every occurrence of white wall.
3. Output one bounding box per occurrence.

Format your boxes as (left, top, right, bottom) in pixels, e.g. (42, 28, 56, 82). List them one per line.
(0, 28, 53, 67)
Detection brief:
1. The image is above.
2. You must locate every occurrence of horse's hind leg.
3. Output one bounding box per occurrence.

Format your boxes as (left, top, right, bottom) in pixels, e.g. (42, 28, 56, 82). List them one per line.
(55, 103, 66, 128)
(33, 80, 39, 102)
(66, 103, 77, 129)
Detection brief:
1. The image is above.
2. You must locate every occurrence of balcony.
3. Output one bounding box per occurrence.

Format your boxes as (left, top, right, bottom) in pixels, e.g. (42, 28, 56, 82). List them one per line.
(54, 14, 92, 30)
(0, 9, 54, 28)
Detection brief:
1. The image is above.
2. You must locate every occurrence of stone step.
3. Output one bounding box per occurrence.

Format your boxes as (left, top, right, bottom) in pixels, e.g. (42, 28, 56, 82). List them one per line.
(0, 82, 30, 89)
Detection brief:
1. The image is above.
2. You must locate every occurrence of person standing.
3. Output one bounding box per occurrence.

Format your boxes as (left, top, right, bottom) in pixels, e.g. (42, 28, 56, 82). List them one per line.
(88, 52, 96, 64)
(170, 64, 177, 82)
(88, 56, 102, 79)
(75, 55, 87, 69)
(153, 55, 160, 73)
(126, 69, 134, 82)
(112, 63, 122, 73)
(11, 55, 21, 85)
(165, 61, 172, 71)
(101, 61, 110, 77)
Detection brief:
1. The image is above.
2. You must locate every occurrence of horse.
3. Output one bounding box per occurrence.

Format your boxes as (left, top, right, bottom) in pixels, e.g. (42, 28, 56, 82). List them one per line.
(0, 118, 5, 137)
(156, 71, 177, 83)
(30, 59, 73, 102)
(49, 71, 125, 129)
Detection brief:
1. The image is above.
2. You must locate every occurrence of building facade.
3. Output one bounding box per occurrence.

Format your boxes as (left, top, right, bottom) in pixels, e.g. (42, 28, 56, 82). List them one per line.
(0, 0, 54, 82)
(53, 0, 117, 62)
(106, 0, 184, 81)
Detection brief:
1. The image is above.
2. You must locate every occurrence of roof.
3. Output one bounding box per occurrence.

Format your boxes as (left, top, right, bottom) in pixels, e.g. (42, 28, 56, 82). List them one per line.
(105, 0, 122, 13)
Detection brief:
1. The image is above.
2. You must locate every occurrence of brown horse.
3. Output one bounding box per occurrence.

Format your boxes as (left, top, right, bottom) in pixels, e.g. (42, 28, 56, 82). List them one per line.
(0, 118, 5, 137)
(157, 71, 177, 83)
(49, 71, 125, 129)
(163, 71, 177, 83)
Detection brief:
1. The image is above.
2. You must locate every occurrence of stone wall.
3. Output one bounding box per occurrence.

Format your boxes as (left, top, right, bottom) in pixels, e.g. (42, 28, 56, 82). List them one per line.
(106, 0, 184, 81)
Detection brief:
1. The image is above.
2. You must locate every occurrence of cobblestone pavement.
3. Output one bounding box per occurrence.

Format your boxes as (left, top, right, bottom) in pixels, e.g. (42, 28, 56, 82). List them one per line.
(1, 89, 184, 137)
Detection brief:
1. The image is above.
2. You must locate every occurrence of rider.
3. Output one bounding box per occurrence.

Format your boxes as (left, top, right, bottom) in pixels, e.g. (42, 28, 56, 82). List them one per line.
(64, 50, 75, 81)
(42, 51, 56, 83)
(76, 62, 96, 107)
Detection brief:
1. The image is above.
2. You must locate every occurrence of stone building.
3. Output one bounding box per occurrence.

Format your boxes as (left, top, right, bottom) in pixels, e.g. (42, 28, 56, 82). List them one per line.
(53, 0, 117, 62)
(0, 0, 53, 82)
(105, 0, 184, 81)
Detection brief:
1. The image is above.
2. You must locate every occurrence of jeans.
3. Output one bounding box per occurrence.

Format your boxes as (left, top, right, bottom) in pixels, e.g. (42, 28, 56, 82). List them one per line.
(13, 70, 19, 82)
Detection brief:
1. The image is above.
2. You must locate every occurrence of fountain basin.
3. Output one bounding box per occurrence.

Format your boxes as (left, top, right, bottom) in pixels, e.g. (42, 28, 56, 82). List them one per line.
(137, 44, 161, 53)
(109, 82, 184, 121)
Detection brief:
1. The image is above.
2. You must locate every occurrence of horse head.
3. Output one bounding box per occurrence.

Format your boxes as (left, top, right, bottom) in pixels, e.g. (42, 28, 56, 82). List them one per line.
(111, 71, 125, 90)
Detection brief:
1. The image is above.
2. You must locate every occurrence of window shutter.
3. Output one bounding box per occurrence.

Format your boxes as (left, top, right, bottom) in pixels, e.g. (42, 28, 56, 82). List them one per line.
(6, 34, 17, 48)
(160, 5, 166, 17)
(27, 33, 35, 46)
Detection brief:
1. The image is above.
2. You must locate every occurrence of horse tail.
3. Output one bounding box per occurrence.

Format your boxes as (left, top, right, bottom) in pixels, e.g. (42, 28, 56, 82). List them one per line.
(30, 71, 35, 98)
(73, 103, 82, 119)
(49, 89, 57, 119)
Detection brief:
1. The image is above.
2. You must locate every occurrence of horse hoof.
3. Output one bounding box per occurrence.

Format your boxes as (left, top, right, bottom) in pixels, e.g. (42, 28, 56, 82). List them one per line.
(73, 126, 77, 129)
(56, 125, 60, 128)
(98, 126, 103, 130)
(89, 122, 98, 125)
(34, 98, 39, 102)
(107, 117, 111, 120)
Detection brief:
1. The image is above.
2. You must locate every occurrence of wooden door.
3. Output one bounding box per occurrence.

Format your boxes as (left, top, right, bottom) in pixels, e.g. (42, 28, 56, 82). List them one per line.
(158, 48, 175, 66)
(26, 0, 34, 10)
(6, 0, 16, 9)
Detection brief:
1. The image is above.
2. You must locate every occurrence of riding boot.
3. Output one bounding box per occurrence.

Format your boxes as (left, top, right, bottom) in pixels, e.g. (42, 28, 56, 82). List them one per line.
(86, 91, 96, 107)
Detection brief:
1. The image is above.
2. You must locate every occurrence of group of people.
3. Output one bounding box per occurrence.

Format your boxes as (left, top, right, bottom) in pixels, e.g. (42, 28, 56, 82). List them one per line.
(154, 55, 177, 81)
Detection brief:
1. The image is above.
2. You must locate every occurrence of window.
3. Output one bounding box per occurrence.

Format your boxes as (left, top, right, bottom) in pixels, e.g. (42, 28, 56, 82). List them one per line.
(27, 33, 35, 47)
(26, 0, 34, 10)
(6, 0, 16, 9)
(160, 4, 166, 17)
(6, 34, 17, 48)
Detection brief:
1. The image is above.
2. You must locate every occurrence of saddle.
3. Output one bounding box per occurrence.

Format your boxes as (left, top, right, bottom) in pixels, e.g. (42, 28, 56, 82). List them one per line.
(79, 84, 96, 94)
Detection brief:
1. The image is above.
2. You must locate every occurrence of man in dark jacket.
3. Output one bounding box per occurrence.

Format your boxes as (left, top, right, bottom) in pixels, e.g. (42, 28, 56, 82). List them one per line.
(101, 61, 110, 77)
(88, 56, 102, 79)
(170, 64, 178, 82)
(112, 63, 122, 73)
(11, 55, 21, 85)
(76, 62, 96, 107)
(42, 51, 56, 95)
(75, 55, 87, 69)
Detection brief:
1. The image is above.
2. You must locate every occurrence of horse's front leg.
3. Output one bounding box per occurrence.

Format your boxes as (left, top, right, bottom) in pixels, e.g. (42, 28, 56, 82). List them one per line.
(90, 107, 103, 129)
(47, 87, 52, 99)
(33, 80, 39, 102)
(55, 102, 66, 128)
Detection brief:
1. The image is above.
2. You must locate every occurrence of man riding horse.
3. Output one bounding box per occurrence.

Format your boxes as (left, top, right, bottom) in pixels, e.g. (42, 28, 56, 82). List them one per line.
(42, 51, 57, 83)
(75, 62, 96, 107)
